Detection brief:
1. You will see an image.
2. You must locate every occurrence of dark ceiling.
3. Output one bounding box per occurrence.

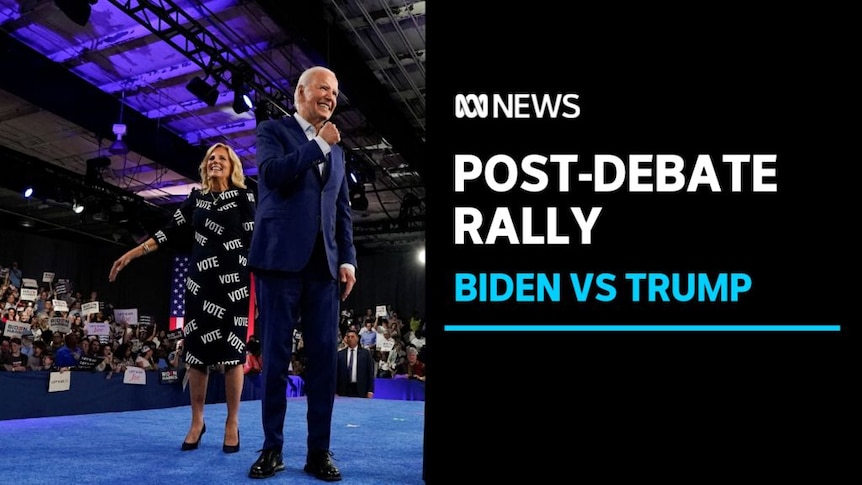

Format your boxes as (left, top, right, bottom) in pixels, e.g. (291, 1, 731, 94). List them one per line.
(0, 0, 426, 253)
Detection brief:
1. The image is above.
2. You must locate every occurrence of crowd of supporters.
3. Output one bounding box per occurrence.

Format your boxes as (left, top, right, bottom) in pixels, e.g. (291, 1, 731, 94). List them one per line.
(2, 260, 426, 383)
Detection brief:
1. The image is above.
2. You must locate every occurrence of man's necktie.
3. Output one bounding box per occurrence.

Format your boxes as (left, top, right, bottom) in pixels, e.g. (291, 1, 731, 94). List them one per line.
(307, 125, 326, 176)
(348, 348, 355, 382)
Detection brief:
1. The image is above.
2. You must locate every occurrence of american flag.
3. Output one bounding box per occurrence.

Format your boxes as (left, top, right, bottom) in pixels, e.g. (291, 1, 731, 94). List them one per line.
(169, 255, 189, 331)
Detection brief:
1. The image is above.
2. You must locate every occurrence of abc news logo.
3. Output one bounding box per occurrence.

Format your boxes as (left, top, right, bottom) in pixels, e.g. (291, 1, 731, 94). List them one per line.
(454, 93, 580, 119)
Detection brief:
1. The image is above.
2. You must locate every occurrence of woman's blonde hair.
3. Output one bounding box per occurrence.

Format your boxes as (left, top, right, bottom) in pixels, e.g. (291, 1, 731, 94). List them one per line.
(198, 142, 246, 192)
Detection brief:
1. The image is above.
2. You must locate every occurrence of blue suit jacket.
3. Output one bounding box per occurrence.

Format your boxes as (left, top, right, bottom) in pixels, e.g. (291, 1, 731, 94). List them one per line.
(336, 345, 375, 396)
(249, 116, 357, 278)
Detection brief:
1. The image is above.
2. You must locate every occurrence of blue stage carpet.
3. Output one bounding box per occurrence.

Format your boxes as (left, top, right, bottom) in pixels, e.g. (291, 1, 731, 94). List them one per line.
(1, 396, 425, 484)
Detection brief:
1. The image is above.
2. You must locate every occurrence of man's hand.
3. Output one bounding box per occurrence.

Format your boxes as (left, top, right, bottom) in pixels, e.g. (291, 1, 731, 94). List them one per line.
(318, 121, 341, 146)
(339, 266, 356, 301)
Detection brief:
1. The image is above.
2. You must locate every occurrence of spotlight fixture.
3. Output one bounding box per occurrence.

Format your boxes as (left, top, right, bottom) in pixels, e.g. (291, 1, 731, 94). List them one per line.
(231, 68, 254, 114)
(109, 124, 128, 155)
(72, 201, 85, 214)
(23, 186, 34, 198)
(232, 89, 254, 114)
(186, 76, 219, 106)
(350, 187, 369, 211)
(55, 0, 97, 27)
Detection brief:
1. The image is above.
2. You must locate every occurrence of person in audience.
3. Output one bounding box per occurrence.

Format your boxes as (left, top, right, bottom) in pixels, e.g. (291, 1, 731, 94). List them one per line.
(336, 329, 375, 398)
(41, 352, 56, 371)
(155, 346, 170, 370)
(388, 310, 402, 330)
(386, 340, 405, 375)
(88, 338, 102, 358)
(1, 337, 28, 372)
(2, 307, 16, 323)
(377, 330, 396, 354)
(169, 339, 185, 370)
(408, 310, 422, 333)
(112, 343, 135, 373)
(394, 346, 425, 382)
(19, 332, 33, 356)
(95, 344, 114, 373)
(409, 328, 426, 351)
(28, 340, 48, 371)
(374, 350, 392, 379)
(78, 338, 90, 359)
(363, 307, 376, 326)
(109, 141, 255, 454)
(54, 333, 82, 370)
(135, 344, 157, 370)
(49, 331, 64, 352)
(8, 261, 22, 289)
(3, 297, 16, 314)
(358, 319, 377, 350)
(289, 352, 305, 378)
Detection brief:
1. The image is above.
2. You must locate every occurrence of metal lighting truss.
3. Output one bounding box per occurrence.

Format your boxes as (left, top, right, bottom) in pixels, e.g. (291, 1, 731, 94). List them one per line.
(105, 0, 291, 116)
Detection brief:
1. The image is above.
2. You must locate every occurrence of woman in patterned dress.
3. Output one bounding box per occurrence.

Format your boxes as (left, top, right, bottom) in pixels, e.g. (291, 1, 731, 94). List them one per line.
(109, 142, 255, 454)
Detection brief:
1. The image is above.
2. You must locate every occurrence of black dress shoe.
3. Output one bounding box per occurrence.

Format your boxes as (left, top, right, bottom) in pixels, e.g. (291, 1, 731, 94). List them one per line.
(304, 450, 342, 481)
(248, 449, 284, 479)
(223, 430, 240, 454)
(181, 423, 206, 451)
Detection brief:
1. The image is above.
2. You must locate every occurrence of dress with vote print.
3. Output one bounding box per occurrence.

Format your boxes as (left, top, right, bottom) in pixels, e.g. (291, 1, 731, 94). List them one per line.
(154, 188, 256, 367)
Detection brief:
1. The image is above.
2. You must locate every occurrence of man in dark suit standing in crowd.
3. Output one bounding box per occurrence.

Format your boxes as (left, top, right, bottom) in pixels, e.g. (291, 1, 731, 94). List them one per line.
(337, 329, 374, 398)
(248, 65, 357, 482)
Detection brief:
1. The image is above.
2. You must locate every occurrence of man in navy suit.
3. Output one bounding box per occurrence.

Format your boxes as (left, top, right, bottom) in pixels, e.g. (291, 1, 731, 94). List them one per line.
(248, 65, 357, 482)
(336, 329, 375, 398)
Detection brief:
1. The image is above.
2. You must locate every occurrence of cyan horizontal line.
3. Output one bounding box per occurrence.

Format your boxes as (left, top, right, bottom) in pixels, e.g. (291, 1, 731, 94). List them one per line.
(444, 325, 841, 332)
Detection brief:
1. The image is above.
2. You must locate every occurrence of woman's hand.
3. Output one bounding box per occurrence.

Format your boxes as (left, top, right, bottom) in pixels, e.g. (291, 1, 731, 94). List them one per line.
(109, 251, 134, 282)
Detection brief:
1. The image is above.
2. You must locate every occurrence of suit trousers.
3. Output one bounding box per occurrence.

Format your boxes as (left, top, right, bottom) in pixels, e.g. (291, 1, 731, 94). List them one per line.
(255, 237, 339, 452)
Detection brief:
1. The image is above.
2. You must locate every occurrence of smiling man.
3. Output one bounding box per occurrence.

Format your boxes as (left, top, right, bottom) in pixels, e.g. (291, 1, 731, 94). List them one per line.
(248, 65, 358, 482)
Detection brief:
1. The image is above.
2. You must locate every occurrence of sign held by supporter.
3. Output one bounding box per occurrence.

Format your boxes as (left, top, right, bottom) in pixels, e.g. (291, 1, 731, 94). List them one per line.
(77, 355, 103, 371)
(56, 278, 71, 294)
(138, 315, 153, 326)
(123, 366, 147, 385)
(3, 322, 31, 338)
(375, 304, 388, 317)
(20, 288, 37, 301)
(379, 338, 394, 352)
(86, 322, 110, 336)
(52, 299, 69, 312)
(42, 272, 55, 283)
(48, 371, 71, 392)
(160, 370, 179, 384)
(114, 308, 139, 325)
(49, 317, 71, 334)
(81, 301, 100, 316)
(22, 278, 38, 288)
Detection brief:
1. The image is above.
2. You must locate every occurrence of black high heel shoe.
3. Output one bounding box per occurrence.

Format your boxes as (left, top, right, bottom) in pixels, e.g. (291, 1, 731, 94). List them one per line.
(223, 430, 240, 454)
(181, 423, 206, 451)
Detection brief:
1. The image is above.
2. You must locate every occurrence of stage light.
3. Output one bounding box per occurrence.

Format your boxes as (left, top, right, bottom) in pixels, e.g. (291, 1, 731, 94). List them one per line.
(109, 124, 128, 155)
(24, 186, 34, 198)
(417, 248, 425, 264)
(186, 76, 219, 106)
(233, 88, 253, 114)
(350, 188, 369, 211)
(72, 201, 85, 214)
(231, 70, 254, 114)
(55, 0, 97, 27)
